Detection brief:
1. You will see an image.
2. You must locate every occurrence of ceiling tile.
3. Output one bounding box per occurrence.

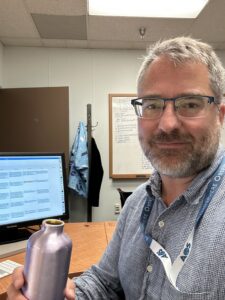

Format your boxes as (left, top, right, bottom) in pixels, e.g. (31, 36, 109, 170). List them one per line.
(189, 0, 225, 42)
(88, 16, 193, 42)
(0, 0, 39, 38)
(25, 0, 87, 16)
(31, 14, 87, 40)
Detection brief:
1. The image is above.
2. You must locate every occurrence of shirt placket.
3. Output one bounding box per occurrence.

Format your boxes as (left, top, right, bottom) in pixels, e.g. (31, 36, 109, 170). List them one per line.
(140, 199, 171, 299)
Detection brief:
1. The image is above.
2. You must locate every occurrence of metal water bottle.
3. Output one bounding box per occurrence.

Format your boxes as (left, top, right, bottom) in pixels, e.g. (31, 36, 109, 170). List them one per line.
(22, 219, 72, 300)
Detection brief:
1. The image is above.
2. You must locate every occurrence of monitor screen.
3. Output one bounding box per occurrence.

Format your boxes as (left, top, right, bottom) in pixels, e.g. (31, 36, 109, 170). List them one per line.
(0, 153, 69, 244)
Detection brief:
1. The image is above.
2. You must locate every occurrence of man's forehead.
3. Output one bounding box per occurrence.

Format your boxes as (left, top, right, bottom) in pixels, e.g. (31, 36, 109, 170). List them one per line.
(138, 57, 211, 97)
(140, 56, 209, 86)
(147, 55, 207, 72)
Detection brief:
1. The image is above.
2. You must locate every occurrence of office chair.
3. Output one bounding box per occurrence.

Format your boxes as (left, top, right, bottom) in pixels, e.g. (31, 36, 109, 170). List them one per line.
(117, 188, 132, 207)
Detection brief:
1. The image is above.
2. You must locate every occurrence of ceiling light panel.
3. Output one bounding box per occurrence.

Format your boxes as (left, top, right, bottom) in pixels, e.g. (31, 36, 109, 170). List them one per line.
(88, 0, 209, 18)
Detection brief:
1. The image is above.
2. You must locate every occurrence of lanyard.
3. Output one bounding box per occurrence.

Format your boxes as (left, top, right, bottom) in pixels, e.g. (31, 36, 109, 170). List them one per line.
(140, 157, 225, 291)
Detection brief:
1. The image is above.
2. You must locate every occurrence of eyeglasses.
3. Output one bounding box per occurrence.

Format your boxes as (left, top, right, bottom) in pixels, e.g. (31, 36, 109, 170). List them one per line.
(131, 95, 218, 119)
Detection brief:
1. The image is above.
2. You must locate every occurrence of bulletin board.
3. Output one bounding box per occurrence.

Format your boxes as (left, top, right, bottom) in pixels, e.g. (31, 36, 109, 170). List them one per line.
(109, 94, 154, 179)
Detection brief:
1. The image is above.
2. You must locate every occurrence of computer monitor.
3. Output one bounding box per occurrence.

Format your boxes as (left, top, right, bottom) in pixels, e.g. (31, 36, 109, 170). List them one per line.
(0, 152, 69, 244)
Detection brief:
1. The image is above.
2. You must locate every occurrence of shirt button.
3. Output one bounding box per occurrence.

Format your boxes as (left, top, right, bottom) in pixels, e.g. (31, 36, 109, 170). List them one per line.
(158, 220, 165, 228)
(147, 265, 153, 273)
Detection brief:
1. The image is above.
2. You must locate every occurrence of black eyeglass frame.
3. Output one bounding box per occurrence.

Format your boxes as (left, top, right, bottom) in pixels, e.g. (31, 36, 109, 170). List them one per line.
(131, 95, 218, 119)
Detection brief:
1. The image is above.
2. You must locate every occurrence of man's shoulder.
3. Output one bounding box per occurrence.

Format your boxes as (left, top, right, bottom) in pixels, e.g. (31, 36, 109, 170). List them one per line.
(124, 181, 149, 209)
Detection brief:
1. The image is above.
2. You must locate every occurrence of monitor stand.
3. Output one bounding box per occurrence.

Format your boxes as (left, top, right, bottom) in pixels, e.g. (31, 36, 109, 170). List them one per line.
(0, 228, 32, 245)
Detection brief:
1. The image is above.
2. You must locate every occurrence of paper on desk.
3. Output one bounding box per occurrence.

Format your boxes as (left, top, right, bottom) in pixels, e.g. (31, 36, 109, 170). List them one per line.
(0, 260, 22, 278)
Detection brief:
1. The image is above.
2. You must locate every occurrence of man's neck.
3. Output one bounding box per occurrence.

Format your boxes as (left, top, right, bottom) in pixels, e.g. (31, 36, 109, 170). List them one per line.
(161, 174, 196, 206)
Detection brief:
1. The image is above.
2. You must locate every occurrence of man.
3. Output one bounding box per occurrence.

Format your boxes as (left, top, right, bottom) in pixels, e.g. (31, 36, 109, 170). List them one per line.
(7, 37, 225, 299)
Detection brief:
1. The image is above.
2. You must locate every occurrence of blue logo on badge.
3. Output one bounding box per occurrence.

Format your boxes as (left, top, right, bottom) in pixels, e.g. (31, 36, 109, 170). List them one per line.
(157, 249, 168, 258)
(180, 242, 191, 262)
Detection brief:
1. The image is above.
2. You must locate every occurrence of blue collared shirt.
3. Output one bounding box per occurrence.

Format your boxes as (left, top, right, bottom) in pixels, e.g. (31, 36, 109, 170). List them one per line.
(75, 146, 225, 299)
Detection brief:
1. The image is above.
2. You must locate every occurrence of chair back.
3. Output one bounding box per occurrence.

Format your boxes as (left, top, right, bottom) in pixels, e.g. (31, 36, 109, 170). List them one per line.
(117, 188, 132, 207)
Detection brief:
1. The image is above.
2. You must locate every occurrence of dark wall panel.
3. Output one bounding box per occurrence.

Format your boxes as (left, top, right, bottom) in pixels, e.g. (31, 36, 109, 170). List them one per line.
(0, 86, 69, 165)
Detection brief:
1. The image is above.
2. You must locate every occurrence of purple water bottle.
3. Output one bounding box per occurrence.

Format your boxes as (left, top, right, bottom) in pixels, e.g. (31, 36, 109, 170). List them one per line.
(22, 219, 72, 300)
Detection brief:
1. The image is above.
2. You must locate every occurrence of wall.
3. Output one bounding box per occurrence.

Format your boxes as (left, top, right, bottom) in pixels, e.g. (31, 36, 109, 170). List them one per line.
(3, 46, 225, 222)
(3, 46, 146, 222)
(0, 42, 3, 87)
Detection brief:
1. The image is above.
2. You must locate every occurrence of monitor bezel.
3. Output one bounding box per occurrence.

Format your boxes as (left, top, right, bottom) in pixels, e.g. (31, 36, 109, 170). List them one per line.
(0, 152, 69, 232)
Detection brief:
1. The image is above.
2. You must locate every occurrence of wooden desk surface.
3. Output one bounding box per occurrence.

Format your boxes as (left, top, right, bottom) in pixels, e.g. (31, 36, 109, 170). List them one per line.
(0, 221, 116, 300)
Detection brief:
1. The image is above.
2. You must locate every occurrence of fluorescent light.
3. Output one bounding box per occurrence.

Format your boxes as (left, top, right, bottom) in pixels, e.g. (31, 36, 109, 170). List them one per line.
(88, 0, 209, 18)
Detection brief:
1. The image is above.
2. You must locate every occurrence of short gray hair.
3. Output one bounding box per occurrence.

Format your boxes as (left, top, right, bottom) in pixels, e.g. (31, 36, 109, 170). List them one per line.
(137, 37, 225, 103)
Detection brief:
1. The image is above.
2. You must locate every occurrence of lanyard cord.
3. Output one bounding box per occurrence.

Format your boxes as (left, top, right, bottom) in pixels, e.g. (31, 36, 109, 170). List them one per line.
(140, 157, 225, 290)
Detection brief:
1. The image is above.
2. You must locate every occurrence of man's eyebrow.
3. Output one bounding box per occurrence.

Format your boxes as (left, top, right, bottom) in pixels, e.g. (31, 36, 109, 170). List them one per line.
(141, 94, 163, 98)
(141, 92, 205, 98)
(175, 93, 205, 97)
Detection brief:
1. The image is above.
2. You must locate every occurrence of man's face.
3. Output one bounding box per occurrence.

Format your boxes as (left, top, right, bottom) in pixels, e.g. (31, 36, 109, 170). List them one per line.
(138, 55, 225, 178)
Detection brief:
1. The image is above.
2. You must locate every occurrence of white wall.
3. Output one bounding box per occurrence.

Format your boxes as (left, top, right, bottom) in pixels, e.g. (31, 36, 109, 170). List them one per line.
(3, 46, 147, 221)
(3, 46, 225, 222)
(0, 42, 3, 87)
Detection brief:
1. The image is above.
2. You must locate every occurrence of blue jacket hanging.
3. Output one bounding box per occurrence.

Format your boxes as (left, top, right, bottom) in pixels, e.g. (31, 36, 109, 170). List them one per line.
(68, 121, 88, 197)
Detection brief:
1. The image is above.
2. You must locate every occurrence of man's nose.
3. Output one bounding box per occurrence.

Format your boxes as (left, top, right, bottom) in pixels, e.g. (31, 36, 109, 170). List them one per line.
(158, 102, 181, 133)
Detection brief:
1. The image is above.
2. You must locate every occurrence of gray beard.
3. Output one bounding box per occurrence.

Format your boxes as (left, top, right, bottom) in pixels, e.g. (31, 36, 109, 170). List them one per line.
(140, 128, 221, 178)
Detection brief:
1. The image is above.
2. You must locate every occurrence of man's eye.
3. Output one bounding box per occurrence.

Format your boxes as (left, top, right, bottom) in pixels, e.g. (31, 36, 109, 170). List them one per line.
(185, 102, 200, 108)
(179, 100, 203, 110)
(143, 101, 161, 110)
(146, 104, 157, 110)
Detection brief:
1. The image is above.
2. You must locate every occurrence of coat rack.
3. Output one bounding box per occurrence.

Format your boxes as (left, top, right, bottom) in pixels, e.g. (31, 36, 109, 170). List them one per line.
(87, 104, 92, 222)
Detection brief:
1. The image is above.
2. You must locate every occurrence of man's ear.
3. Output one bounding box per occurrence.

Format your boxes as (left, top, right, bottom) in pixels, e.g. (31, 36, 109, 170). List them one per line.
(219, 103, 225, 125)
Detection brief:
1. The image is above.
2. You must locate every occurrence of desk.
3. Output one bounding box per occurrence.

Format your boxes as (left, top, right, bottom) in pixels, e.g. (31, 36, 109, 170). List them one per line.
(0, 221, 116, 300)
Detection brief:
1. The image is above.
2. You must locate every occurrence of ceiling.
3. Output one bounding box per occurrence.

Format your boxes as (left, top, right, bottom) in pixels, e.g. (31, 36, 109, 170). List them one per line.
(1, 0, 225, 50)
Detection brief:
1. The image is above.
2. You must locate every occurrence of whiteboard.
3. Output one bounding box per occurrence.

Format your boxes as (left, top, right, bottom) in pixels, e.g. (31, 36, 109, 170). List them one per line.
(109, 94, 154, 179)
